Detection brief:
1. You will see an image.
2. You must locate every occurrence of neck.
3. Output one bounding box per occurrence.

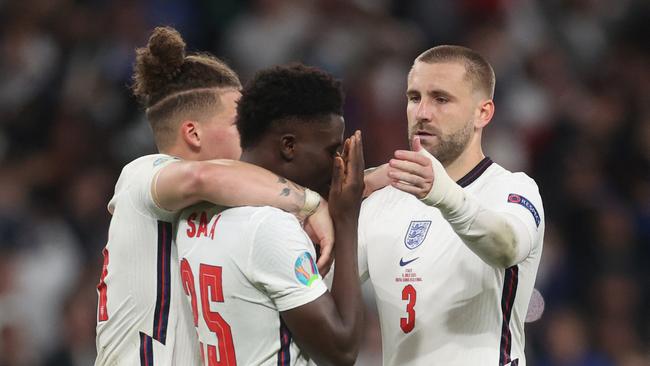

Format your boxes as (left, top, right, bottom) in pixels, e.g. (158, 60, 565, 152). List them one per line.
(444, 136, 485, 181)
(239, 150, 262, 166)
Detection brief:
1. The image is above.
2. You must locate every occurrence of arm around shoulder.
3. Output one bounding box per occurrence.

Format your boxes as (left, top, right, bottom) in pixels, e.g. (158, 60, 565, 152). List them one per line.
(152, 159, 311, 213)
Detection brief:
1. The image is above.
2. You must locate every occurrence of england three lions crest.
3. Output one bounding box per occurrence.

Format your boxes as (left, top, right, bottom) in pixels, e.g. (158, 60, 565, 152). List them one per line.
(404, 221, 431, 249)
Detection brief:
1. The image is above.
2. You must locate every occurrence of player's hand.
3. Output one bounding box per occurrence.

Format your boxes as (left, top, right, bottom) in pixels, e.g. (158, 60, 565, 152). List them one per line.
(303, 199, 334, 276)
(329, 130, 365, 223)
(363, 163, 390, 198)
(389, 136, 434, 199)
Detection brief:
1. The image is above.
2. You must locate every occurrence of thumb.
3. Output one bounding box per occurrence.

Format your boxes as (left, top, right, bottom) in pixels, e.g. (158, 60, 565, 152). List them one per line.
(411, 135, 422, 152)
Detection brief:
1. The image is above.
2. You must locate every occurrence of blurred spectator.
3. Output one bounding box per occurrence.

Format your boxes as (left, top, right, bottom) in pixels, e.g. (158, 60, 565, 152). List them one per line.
(0, 0, 648, 364)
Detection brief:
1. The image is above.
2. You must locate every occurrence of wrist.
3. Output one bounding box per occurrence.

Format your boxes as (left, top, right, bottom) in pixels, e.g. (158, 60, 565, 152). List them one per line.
(332, 214, 359, 229)
(297, 189, 321, 221)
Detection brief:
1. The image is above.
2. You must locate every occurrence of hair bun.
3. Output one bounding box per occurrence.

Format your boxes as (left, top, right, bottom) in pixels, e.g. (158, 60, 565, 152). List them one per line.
(148, 26, 185, 78)
(133, 26, 187, 105)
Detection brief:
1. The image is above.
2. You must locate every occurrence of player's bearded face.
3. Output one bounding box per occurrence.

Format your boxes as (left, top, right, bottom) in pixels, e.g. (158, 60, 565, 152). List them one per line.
(409, 119, 473, 165)
(406, 61, 477, 166)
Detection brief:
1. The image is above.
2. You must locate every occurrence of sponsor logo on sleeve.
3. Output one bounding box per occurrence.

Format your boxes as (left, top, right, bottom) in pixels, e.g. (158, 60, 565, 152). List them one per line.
(153, 156, 180, 167)
(508, 193, 541, 227)
(404, 221, 431, 249)
(294, 252, 319, 286)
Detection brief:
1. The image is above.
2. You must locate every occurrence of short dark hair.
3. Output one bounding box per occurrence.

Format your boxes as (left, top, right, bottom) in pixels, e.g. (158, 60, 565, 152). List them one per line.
(237, 64, 344, 150)
(416, 45, 495, 98)
(132, 26, 241, 149)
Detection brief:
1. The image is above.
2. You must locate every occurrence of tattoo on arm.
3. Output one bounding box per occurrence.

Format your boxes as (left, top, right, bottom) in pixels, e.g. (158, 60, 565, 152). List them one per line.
(276, 175, 307, 209)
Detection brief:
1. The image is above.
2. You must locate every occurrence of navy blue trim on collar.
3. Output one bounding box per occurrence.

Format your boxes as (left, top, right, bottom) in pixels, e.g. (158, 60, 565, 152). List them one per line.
(456, 157, 493, 188)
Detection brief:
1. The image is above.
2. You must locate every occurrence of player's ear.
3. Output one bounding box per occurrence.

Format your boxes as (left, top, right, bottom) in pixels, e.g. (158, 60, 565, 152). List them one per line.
(475, 99, 494, 129)
(280, 134, 296, 161)
(180, 120, 201, 151)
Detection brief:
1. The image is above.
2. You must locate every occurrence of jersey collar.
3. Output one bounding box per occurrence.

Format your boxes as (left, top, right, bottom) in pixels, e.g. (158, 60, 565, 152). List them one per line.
(456, 157, 493, 188)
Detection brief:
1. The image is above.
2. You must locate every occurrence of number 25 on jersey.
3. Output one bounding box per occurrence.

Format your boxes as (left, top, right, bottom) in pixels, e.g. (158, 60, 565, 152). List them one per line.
(181, 258, 237, 365)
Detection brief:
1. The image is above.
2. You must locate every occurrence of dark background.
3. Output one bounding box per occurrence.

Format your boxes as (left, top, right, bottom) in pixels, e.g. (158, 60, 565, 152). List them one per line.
(0, 0, 648, 365)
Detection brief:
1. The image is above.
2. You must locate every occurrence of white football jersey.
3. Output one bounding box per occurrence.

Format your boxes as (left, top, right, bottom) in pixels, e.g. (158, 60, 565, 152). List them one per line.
(359, 158, 544, 366)
(176, 204, 328, 366)
(95, 154, 201, 366)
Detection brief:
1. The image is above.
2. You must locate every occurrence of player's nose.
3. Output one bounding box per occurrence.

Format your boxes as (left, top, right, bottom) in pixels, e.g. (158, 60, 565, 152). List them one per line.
(415, 99, 432, 122)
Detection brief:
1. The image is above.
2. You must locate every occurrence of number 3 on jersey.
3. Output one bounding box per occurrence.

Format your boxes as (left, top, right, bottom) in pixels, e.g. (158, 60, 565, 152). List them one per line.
(400, 285, 417, 333)
(181, 258, 237, 365)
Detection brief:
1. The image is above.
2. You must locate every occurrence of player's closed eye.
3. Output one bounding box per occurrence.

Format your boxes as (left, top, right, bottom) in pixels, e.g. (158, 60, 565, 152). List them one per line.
(329, 145, 343, 157)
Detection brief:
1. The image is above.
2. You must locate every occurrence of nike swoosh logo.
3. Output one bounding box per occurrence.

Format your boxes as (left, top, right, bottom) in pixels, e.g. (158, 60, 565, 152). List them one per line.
(399, 257, 419, 266)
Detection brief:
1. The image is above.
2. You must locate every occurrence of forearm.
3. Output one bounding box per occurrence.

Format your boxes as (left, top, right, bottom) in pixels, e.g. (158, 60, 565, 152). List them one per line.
(421, 154, 530, 268)
(156, 160, 311, 217)
(328, 218, 364, 357)
(196, 160, 306, 210)
(438, 193, 530, 268)
(363, 164, 389, 198)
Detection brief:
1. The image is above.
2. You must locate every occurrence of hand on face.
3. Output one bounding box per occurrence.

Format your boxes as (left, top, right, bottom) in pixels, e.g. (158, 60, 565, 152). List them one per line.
(388, 135, 436, 199)
(328, 130, 365, 222)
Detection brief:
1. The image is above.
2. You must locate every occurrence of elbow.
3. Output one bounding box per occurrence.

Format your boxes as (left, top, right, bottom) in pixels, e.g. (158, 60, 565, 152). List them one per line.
(180, 162, 207, 202)
(491, 248, 518, 269)
(468, 223, 519, 269)
(336, 352, 358, 366)
(323, 347, 358, 366)
(487, 227, 519, 269)
(317, 328, 361, 366)
(336, 341, 360, 366)
(184, 162, 231, 202)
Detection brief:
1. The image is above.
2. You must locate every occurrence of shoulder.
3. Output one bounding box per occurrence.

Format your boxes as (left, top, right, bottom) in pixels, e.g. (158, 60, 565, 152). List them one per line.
(117, 154, 179, 184)
(482, 163, 541, 195)
(203, 206, 302, 236)
(251, 206, 302, 232)
(363, 185, 417, 211)
(480, 163, 545, 225)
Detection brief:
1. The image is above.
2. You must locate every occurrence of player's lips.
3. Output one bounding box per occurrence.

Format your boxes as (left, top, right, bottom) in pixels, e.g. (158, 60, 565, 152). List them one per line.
(414, 129, 436, 137)
(415, 131, 438, 141)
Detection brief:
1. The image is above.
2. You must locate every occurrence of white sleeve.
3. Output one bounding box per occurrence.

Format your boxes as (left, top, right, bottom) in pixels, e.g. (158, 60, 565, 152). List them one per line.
(130, 156, 179, 220)
(248, 211, 328, 312)
(419, 149, 543, 267)
(482, 175, 544, 262)
(357, 200, 372, 283)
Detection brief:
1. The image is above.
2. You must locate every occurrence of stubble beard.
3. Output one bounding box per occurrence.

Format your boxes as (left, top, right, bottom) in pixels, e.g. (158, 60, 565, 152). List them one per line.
(412, 120, 473, 166)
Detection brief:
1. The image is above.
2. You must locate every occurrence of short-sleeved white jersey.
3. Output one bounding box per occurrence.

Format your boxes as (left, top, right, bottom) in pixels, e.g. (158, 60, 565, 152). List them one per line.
(359, 158, 544, 366)
(95, 154, 201, 366)
(176, 204, 328, 366)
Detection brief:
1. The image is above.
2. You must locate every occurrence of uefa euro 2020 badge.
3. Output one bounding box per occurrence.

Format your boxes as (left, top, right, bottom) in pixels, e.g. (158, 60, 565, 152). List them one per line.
(294, 252, 319, 287)
(404, 220, 431, 250)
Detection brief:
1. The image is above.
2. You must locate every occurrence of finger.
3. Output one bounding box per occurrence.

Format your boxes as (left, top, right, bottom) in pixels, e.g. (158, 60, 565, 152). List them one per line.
(342, 137, 351, 163)
(330, 156, 344, 192)
(346, 134, 357, 176)
(316, 239, 334, 275)
(347, 131, 363, 179)
(411, 135, 422, 152)
(390, 180, 427, 197)
(354, 131, 365, 176)
(387, 170, 427, 187)
(394, 150, 432, 166)
(389, 158, 428, 176)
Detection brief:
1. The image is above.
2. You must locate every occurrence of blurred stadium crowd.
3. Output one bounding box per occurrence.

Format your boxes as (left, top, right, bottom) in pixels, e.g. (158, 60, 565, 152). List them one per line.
(0, 0, 648, 365)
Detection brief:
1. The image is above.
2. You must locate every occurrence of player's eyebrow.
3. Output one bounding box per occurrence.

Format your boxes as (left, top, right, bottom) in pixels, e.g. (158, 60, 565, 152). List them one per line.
(406, 89, 420, 97)
(427, 89, 454, 99)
